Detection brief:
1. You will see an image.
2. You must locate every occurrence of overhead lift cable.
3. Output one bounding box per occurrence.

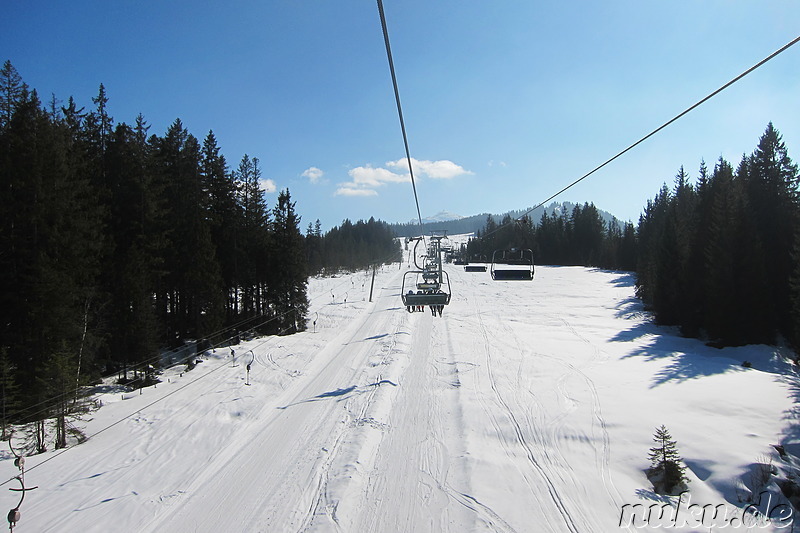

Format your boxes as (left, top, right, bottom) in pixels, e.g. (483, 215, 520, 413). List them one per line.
(376, 0, 424, 232)
(481, 33, 800, 241)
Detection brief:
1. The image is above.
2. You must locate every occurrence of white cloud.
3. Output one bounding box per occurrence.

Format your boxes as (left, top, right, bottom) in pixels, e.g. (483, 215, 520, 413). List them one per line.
(348, 165, 409, 186)
(333, 165, 408, 197)
(334, 158, 471, 199)
(386, 158, 473, 179)
(302, 166, 324, 184)
(334, 187, 379, 197)
(259, 178, 277, 193)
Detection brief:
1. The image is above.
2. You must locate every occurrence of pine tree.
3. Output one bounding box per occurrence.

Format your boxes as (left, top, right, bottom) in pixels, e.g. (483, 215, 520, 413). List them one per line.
(618, 222, 637, 271)
(635, 184, 671, 311)
(106, 121, 162, 371)
(648, 425, 689, 494)
(202, 131, 240, 322)
(747, 123, 799, 336)
(570, 202, 605, 266)
(270, 189, 308, 334)
(89, 83, 113, 158)
(157, 120, 224, 340)
(235, 154, 270, 320)
(306, 220, 324, 275)
(0, 60, 25, 132)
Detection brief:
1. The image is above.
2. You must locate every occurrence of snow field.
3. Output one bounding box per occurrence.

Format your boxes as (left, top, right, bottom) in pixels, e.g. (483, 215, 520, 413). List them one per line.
(2, 252, 799, 532)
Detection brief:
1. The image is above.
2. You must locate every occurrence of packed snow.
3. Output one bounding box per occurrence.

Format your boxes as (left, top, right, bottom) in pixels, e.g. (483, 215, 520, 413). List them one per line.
(3, 235, 799, 532)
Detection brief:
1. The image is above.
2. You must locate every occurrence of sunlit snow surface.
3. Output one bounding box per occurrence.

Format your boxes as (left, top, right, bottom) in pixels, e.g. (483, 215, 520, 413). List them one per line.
(4, 236, 799, 532)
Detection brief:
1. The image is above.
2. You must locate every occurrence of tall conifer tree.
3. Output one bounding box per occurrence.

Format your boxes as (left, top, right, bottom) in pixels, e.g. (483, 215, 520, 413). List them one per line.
(270, 189, 308, 334)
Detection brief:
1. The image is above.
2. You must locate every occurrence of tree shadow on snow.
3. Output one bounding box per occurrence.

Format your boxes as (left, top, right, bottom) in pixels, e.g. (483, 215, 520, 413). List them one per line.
(613, 296, 651, 322)
(777, 375, 800, 460)
(633, 487, 675, 504)
(619, 327, 750, 388)
(611, 290, 795, 387)
(588, 269, 637, 288)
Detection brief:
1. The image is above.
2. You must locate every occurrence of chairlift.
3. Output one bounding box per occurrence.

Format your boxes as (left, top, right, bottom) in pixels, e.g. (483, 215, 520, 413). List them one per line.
(490, 248, 534, 281)
(401, 271, 451, 307)
(401, 233, 452, 315)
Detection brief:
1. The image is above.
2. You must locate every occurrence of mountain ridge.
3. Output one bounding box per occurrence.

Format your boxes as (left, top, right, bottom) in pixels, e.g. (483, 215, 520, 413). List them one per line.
(388, 202, 622, 237)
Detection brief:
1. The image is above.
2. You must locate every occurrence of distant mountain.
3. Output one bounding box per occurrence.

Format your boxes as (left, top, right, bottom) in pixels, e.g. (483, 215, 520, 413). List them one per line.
(417, 211, 464, 224)
(388, 202, 621, 237)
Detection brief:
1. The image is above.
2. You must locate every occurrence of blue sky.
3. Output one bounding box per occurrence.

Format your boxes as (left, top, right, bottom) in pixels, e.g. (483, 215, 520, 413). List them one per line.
(4, 1, 800, 230)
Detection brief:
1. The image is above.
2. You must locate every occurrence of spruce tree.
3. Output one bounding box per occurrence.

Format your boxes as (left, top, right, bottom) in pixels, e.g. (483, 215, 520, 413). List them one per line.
(648, 425, 689, 494)
(158, 120, 224, 340)
(270, 189, 308, 334)
(235, 154, 270, 320)
(106, 121, 162, 371)
(747, 123, 799, 336)
(202, 131, 240, 322)
(0, 60, 25, 132)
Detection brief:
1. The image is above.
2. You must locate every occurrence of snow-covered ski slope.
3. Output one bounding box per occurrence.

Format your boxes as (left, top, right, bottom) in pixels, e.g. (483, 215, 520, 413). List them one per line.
(5, 248, 800, 532)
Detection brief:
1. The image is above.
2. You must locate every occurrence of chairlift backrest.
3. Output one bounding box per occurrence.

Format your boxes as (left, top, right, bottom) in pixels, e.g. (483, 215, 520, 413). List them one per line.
(490, 248, 534, 281)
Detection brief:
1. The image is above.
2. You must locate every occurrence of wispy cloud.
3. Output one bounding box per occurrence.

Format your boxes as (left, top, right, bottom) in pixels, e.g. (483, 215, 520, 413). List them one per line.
(335, 158, 472, 198)
(334, 187, 379, 197)
(302, 166, 324, 184)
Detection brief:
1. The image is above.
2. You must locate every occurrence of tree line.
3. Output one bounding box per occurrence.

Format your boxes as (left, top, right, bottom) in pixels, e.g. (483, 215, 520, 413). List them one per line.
(0, 61, 309, 436)
(465, 203, 637, 271)
(306, 216, 402, 275)
(636, 123, 800, 348)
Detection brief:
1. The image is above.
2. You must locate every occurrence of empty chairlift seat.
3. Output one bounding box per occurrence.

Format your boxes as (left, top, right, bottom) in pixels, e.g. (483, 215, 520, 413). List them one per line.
(490, 249, 534, 281)
(464, 264, 487, 272)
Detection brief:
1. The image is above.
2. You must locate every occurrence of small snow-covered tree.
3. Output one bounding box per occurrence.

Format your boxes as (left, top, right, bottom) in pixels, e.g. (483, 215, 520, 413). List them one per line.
(648, 425, 689, 494)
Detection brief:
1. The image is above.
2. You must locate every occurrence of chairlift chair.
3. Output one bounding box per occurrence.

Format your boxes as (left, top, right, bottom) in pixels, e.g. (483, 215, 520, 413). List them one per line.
(490, 248, 534, 280)
(402, 270, 451, 307)
(401, 233, 452, 314)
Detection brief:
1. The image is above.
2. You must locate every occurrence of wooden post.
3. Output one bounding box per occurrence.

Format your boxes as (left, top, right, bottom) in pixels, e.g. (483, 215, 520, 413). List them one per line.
(369, 264, 377, 302)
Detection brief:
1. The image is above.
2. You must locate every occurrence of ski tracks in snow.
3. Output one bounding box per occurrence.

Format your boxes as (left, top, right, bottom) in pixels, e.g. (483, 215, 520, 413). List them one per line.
(343, 304, 475, 532)
(450, 264, 626, 533)
(132, 269, 414, 532)
(471, 287, 582, 533)
(545, 311, 624, 512)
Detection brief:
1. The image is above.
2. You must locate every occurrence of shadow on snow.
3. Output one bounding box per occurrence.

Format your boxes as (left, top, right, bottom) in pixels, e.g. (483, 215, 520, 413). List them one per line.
(277, 379, 398, 409)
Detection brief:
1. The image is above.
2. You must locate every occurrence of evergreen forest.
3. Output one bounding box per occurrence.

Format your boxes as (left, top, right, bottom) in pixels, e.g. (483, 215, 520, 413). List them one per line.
(465, 203, 638, 271)
(636, 123, 800, 348)
(0, 62, 397, 434)
(306, 217, 402, 275)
